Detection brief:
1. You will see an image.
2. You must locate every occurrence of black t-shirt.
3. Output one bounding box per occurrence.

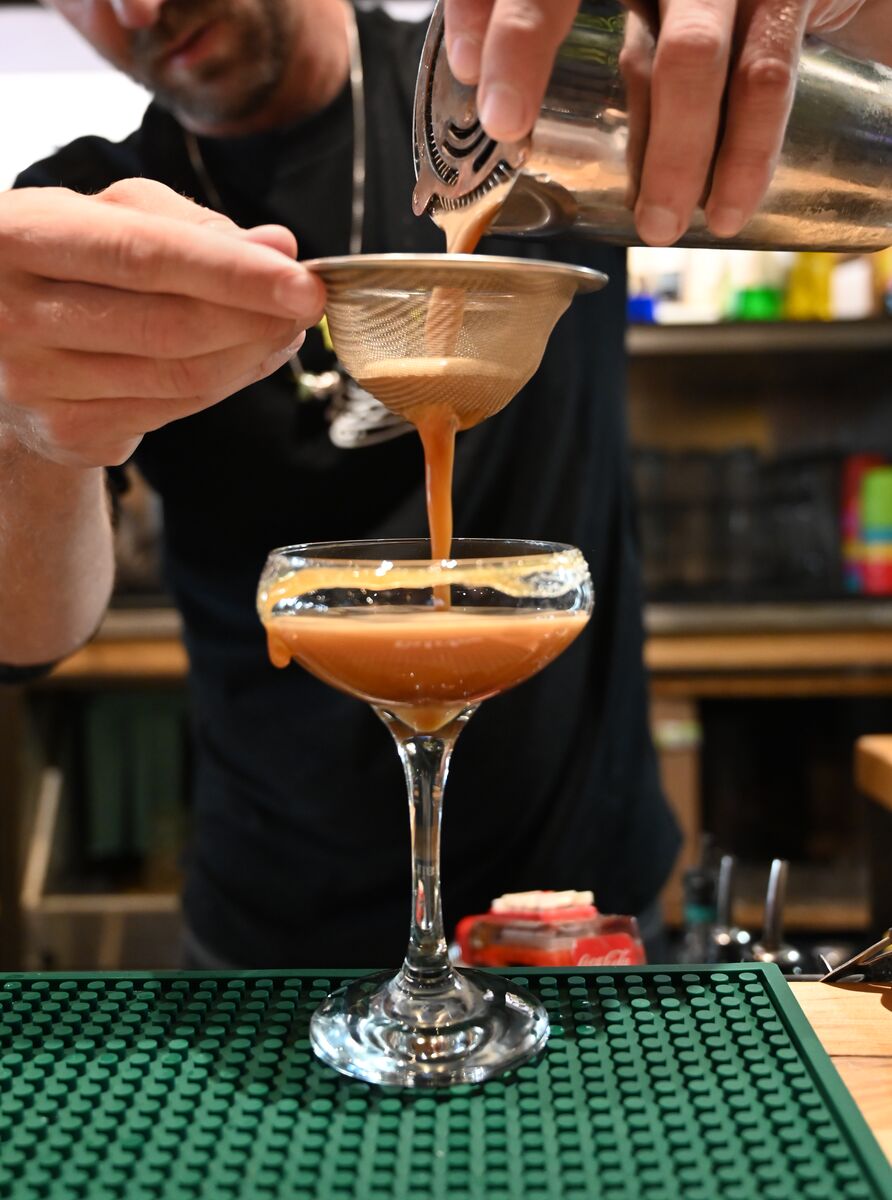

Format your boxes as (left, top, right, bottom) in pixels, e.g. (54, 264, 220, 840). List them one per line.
(16, 9, 679, 966)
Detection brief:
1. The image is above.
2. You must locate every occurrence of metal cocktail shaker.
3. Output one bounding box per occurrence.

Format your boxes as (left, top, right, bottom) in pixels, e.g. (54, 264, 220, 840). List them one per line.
(412, 0, 892, 251)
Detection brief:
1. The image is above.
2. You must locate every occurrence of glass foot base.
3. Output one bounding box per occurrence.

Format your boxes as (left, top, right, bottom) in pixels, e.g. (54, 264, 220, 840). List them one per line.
(310, 967, 549, 1088)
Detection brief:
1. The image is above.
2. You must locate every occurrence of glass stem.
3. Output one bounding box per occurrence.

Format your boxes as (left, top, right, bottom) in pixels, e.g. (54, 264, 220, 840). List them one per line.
(391, 727, 459, 987)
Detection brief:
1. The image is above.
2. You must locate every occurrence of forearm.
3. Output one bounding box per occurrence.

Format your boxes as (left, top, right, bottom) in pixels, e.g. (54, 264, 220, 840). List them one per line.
(0, 428, 114, 667)
(821, 0, 892, 66)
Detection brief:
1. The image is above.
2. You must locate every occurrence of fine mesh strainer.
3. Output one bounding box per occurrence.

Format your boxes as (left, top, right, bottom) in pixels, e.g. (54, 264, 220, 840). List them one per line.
(303, 254, 607, 429)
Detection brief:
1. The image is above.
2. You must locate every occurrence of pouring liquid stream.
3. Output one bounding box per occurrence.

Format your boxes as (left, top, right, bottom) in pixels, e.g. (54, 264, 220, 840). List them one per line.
(353, 187, 512, 581)
(375, 184, 512, 564)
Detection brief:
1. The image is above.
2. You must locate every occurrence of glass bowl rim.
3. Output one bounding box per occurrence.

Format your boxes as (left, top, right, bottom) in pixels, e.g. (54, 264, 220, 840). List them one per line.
(264, 537, 584, 570)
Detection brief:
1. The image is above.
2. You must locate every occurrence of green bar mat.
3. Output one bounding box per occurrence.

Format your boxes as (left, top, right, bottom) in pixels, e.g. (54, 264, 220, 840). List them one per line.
(0, 964, 889, 1200)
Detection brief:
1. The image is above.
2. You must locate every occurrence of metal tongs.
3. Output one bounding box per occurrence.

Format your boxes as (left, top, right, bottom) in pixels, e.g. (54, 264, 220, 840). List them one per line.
(820, 928, 892, 985)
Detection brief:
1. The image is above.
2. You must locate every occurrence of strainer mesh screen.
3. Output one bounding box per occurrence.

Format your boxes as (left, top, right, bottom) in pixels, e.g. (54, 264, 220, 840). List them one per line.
(308, 257, 598, 428)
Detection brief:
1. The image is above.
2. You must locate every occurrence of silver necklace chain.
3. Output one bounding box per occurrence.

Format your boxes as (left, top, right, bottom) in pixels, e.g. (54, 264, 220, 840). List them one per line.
(183, 1, 365, 254)
(181, 6, 412, 450)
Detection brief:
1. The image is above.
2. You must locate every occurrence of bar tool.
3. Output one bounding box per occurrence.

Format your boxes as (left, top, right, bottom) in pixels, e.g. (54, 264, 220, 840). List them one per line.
(302, 253, 605, 424)
(751, 859, 806, 975)
(678, 836, 718, 964)
(710, 854, 752, 964)
(820, 929, 892, 985)
(414, 1, 892, 251)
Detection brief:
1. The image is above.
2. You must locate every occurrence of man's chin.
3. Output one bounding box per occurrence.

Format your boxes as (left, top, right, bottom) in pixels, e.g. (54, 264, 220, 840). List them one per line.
(153, 75, 281, 134)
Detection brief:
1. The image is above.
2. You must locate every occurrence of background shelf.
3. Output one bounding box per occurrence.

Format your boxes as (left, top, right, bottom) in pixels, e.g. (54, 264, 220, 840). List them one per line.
(628, 319, 892, 357)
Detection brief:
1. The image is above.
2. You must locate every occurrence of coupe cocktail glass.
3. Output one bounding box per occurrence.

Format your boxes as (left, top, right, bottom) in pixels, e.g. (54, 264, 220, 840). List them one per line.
(257, 538, 594, 1086)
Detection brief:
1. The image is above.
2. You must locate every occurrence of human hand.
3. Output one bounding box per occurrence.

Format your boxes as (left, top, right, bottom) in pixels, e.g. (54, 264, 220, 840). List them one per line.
(621, 1, 872, 243)
(443, 1, 871, 244)
(443, 0, 579, 144)
(0, 179, 324, 468)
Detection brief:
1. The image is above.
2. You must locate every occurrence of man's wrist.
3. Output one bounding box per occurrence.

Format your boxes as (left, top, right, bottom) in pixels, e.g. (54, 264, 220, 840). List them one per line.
(0, 421, 114, 668)
(0, 422, 109, 538)
(0, 422, 101, 482)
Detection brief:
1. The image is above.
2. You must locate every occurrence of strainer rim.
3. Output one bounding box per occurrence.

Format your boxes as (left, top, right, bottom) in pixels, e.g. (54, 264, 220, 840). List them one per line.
(302, 253, 607, 294)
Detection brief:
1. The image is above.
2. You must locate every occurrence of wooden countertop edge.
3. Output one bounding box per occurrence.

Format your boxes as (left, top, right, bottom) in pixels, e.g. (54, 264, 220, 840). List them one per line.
(791, 982, 892, 1165)
(34, 626, 892, 685)
(834, 1058, 892, 1163)
(644, 629, 892, 672)
(855, 736, 892, 812)
(43, 639, 189, 683)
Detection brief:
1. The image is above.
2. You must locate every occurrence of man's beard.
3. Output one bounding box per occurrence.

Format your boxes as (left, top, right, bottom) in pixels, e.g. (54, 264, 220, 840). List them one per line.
(130, 0, 292, 126)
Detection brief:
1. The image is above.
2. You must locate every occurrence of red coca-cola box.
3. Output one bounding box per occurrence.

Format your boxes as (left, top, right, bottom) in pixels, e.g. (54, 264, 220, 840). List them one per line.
(455, 890, 646, 968)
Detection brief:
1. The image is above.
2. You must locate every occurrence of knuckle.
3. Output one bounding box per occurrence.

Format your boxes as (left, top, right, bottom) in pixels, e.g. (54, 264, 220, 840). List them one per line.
(738, 54, 796, 97)
(43, 403, 85, 450)
(0, 276, 46, 346)
(196, 209, 240, 236)
(304, 278, 326, 326)
(158, 354, 207, 396)
(84, 434, 139, 465)
(264, 314, 299, 348)
(0, 186, 26, 234)
(100, 177, 166, 209)
(716, 158, 774, 195)
(97, 440, 138, 468)
(0, 297, 29, 344)
(136, 301, 187, 359)
(498, 2, 548, 40)
(104, 227, 167, 290)
(727, 147, 773, 174)
(0, 358, 36, 407)
(658, 21, 727, 75)
(619, 42, 652, 87)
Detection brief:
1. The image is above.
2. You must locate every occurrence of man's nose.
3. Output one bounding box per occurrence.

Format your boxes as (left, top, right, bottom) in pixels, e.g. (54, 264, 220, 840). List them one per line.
(108, 0, 166, 30)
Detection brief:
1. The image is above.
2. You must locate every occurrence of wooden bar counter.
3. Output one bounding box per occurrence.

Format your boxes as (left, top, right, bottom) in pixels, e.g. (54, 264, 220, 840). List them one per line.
(3, 612, 891, 1167)
(793, 982, 892, 1163)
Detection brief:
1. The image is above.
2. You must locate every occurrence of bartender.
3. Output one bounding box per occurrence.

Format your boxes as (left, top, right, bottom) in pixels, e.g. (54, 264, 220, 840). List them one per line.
(0, 0, 888, 968)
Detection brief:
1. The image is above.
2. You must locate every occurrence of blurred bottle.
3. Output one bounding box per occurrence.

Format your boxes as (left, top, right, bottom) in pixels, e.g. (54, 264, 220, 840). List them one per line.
(720, 449, 760, 593)
(455, 891, 646, 968)
(678, 249, 732, 324)
(678, 864, 718, 964)
(785, 252, 834, 320)
(873, 249, 892, 316)
(761, 453, 842, 596)
(841, 455, 886, 592)
(861, 467, 892, 596)
(667, 453, 721, 592)
(831, 255, 874, 320)
(627, 292, 657, 324)
(633, 450, 671, 594)
(627, 248, 740, 324)
(731, 251, 788, 321)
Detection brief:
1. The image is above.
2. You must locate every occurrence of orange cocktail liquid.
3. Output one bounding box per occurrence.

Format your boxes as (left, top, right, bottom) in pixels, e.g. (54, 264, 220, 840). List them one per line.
(356, 188, 516, 563)
(265, 607, 587, 733)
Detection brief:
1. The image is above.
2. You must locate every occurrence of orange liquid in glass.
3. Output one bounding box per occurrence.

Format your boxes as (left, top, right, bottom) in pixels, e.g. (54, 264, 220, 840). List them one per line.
(265, 607, 587, 732)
